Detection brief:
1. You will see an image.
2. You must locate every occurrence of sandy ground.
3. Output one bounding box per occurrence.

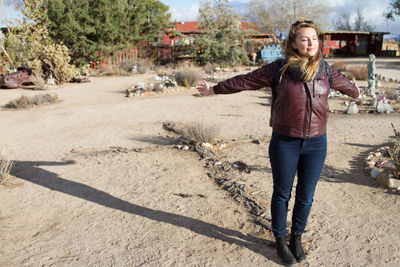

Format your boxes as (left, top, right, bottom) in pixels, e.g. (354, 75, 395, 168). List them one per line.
(1, 62, 400, 266)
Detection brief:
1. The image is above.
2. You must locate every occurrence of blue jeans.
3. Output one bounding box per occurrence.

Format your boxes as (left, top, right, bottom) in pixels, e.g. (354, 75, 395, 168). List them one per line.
(269, 132, 327, 237)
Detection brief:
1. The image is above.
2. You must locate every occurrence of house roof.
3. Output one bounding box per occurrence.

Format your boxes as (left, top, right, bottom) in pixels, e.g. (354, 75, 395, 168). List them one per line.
(323, 30, 390, 35)
(174, 22, 202, 33)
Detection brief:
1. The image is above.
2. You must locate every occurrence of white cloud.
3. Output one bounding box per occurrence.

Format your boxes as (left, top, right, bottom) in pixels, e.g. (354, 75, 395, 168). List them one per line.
(170, 3, 200, 22)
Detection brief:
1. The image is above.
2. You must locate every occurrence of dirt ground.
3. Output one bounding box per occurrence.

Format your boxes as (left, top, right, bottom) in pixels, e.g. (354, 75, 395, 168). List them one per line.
(1, 62, 400, 266)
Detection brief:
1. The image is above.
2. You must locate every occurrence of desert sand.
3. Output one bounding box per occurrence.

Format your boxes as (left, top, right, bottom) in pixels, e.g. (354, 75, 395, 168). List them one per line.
(1, 62, 400, 266)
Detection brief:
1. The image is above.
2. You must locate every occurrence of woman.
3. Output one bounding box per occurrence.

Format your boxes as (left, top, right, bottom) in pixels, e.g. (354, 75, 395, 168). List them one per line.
(196, 19, 359, 266)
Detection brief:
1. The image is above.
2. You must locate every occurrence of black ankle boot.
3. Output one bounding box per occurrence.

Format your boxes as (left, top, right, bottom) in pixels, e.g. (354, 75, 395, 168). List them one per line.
(289, 234, 306, 263)
(275, 236, 297, 266)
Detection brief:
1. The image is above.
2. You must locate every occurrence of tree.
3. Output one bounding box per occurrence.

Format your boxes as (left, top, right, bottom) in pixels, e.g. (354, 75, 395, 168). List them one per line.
(194, 0, 250, 66)
(334, 9, 375, 31)
(246, 0, 330, 35)
(2, 0, 78, 83)
(43, 0, 171, 66)
(384, 0, 400, 20)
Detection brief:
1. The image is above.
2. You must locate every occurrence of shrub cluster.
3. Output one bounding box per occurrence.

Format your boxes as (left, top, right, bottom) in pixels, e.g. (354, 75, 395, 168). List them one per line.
(346, 64, 368, 80)
(174, 68, 204, 88)
(177, 121, 220, 144)
(5, 93, 58, 109)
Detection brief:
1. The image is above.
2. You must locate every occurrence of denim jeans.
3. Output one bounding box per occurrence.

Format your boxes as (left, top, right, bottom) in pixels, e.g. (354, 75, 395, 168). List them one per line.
(268, 132, 327, 237)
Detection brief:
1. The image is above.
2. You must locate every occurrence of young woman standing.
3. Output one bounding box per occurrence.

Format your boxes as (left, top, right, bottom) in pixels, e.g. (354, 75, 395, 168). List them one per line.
(197, 19, 359, 266)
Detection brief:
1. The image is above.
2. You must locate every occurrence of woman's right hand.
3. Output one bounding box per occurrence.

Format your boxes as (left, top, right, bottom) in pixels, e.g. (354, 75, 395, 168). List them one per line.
(196, 79, 215, 96)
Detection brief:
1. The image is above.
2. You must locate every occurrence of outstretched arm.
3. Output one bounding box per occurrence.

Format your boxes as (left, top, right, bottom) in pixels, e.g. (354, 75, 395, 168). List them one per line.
(330, 66, 360, 98)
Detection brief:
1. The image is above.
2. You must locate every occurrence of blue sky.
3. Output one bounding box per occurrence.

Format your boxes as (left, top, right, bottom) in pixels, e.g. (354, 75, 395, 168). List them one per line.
(160, 0, 400, 36)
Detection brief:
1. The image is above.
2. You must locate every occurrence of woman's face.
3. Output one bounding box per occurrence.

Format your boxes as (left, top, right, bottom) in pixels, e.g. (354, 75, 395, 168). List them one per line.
(292, 27, 319, 57)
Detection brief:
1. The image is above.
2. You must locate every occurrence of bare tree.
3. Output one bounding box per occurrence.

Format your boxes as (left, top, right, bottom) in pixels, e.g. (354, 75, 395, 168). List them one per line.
(246, 0, 331, 35)
(334, 9, 375, 31)
(334, 12, 352, 30)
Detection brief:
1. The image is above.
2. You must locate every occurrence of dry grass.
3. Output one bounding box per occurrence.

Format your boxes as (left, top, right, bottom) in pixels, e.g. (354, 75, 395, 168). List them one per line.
(204, 63, 216, 74)
(332, 61, 348, 71)
(383, 88, 400, 101)
(346, 64, 368, 80)
(174, 68, 204, 88)
(99, 65, 121, 76)
(5, 93, 58, 109)
(177, 121, 220, 144)
(0, 147, 14, 183)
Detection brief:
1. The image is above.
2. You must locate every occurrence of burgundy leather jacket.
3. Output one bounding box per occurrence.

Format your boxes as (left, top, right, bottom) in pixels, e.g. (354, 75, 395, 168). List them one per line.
(213, 60, 359, 138)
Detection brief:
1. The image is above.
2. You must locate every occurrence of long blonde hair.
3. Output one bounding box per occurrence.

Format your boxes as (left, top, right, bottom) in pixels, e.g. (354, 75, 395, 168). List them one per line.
(280, 19, 321, 82)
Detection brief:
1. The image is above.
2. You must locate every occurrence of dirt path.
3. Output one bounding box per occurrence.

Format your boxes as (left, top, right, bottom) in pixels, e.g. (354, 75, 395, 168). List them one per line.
(1, 74, 400, 266)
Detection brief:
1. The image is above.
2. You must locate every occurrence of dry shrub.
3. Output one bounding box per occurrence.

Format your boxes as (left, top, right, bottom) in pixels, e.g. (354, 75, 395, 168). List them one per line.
(389, 123, 400, 170)
(119, 58, 155, 74)
(175, 68, 204, 88)
(178, 121, 220, 144)
(0, 147, 14, 183)
(5, 93, 58, 109)
(341, 71, 355, 81)
(120, 60, 136, 73)
(332, 61, 348, 71)
(99, 65, 121, 76)
(135, 58, 156, 74)
(204, 63, 216, 74)
(347, 64, 368, 80)
(383, 88, 400, 101)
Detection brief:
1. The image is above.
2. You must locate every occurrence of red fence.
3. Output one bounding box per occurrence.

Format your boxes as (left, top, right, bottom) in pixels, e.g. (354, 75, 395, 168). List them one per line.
(90, 48, 138, 70)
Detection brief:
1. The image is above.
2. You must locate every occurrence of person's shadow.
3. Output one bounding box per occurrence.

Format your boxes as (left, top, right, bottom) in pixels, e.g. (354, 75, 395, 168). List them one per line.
(11, 160, 278, 263)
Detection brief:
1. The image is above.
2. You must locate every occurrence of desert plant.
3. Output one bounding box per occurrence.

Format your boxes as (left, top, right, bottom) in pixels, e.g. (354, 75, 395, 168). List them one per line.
(383, 88, 400, 101)
(3, 0, 78, 83)
(5, 93, 58, 109)
(178, 121, 220, 144)
(0, 147, 14, 183)
(347, 64, 368, 80)
(204, 62, 216, 74)
(389, 123, 400, 170)
(332, 61, 348, 71)
(120, 60, 136, 73)
(174, 68, 204, 88)
(135, 58, 156, 74)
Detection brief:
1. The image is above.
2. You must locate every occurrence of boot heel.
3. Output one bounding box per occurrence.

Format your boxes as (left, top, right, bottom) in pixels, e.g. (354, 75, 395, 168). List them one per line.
(276, 236, 297, 266)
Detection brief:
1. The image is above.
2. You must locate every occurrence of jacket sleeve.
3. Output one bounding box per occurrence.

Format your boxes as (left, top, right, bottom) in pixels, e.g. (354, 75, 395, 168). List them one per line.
(329, 66, 360, 98)
(213, 62, 276, 94)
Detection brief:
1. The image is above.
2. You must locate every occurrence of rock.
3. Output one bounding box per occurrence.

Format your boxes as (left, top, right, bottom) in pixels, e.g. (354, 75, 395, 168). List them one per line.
(377, 102, 393, 114)
(376, 170, 400, 189)
(370, 169, 382, 179)
(346, 102, 359, 115)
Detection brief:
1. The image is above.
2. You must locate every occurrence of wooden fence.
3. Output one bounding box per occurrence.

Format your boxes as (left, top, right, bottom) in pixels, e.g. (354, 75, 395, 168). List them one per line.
(90, 48, 138, 70)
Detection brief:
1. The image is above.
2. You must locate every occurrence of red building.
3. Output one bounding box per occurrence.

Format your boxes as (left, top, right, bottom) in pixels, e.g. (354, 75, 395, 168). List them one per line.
(320, 31, 389, 57)
(161, 21, 275, 46)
